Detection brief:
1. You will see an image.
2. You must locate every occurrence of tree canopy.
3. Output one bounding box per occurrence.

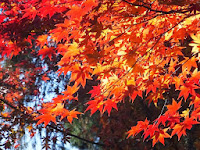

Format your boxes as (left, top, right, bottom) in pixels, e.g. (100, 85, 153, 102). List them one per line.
(0, 0, 200, 149)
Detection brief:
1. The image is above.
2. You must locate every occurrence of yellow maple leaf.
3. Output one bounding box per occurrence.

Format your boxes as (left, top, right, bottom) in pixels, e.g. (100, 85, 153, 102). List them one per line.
(190, 34, 200, 55)
(64, 42, 81, 57)
(180, 108, 190, 118)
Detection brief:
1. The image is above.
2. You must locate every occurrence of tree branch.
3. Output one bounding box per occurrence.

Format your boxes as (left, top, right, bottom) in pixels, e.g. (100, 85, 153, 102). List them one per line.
(48, 124, 105, 147)
(0, 98, 105, 147)
(121, 0, 190, 14)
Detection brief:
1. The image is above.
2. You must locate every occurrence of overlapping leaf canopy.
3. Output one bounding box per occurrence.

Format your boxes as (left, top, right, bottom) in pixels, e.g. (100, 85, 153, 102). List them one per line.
(0, 0, 200, 147)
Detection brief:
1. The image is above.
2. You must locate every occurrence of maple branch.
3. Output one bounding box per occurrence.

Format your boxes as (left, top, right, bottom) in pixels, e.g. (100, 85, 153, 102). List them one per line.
(0, 98, 18, 110)
(171, 57, 190, 76)
(0, 82, 23, 91)
(101, 13, 192, 96)
(102, 35, 162, 96)
(71, 35, 162, 111)
(72, 13, 196, 113)
(0, 98, 105, 147)
(47, 124, 105, 147)
(121, 0, 190, 14)
(154, 99, 168, 125)
(107, 13, 161, 45)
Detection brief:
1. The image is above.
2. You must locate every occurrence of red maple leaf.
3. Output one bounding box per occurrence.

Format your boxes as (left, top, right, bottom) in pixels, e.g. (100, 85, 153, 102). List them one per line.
(38, 46, 55, 60)
(103, 99, 118, 116)
(88, 85, 101, 98)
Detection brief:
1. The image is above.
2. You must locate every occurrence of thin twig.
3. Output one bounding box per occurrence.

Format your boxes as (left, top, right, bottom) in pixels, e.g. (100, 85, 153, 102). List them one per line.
(122, 0, 190, 14)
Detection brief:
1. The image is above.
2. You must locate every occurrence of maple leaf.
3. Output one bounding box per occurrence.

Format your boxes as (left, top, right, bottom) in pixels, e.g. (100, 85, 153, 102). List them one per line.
(128, 85, 143, 102)
(38, 46, 55, 60)
(183, 117, 199, 130)
(178, 81, 198, 100)
(168, 58, 177, 73)
(166, 99, 182, 115)
(82, 0, 98, 12)
(146, 89, 165, 105)
(130, 90, 138, 102)
(155, 114, 169, 126)
(143, 124, 159, 141)
(37, 35, 48, 47)
(38, 3, 65, 18)
(63, 83, 80, 95)
(57, 66, 70, 76)
(1, 41, 21, 58)
(60, 84, 79, 101)
(51, 103, 65, 116)
(178, 85, 190, 100)
(22, 7, 37, 20)
(171, 117, 199, 140)
(64, 42, 81, 57)
(167, 115, 181, 128)
(190, 34, 200, 55)
(103, 99, 118, 116)
(190, 96, 200, 108)
(70, 65, 93, 88)
(152, 128, 170, 147)
(173, 76, 184, 89)
(85, 97, 104, 115)
(127, 118, 149, 138)
(67, 5, 83, 20)
(41, 74, 50, 82)
(180, 108, 190, 118)
(88, 85, 101, 98)
(191, 68, 200, 84)
(56, 19, 70, 28)
(125, 51, 137, 67)
(66, 109, 82, 124)
(35, 114, 56, 127)
(181, 57, 197, 71)
(127, 126, 141, 138)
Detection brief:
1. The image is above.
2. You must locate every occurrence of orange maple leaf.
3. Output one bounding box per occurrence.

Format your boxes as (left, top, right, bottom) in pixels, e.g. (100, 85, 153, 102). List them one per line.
(63, 83, 80, 95)
(51, 103, 65, 116)
(67, 5, 83, 20)
(37, 35, 48, 47)
(35, 114, 56, 127)
(152, 128, 170, 147)
(191, 68, 200, 84)
(166, 99, 182, 115)
(171, 117, 198, 140)
(42, 74, 50, 82)
(127, 118, 149, 138)
(178, 82, 198, 100)
(168, 59, 177, 73)
(70, 66, 92, 87)
(181, 56, 197, 71)
(66, 109, 82, 124)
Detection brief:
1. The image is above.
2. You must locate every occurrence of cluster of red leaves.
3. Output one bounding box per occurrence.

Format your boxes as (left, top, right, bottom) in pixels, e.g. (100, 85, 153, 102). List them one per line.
(0, 0, 200, 147)
(127, 98, 200, 146)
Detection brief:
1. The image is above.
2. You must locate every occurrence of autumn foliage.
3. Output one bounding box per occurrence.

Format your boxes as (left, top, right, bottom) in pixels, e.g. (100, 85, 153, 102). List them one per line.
(0, 0, 200, 149)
